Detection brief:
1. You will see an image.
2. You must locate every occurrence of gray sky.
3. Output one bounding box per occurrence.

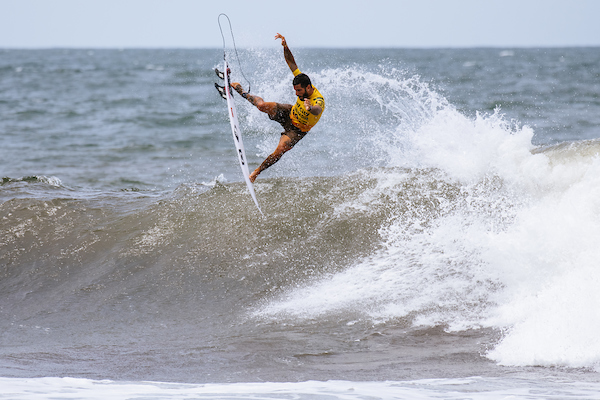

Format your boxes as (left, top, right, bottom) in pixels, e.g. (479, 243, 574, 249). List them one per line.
(1, 0, 599, 48)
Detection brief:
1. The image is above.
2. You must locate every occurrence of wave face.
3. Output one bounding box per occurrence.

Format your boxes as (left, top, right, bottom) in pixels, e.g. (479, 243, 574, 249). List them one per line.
(2, 48, 600, 382)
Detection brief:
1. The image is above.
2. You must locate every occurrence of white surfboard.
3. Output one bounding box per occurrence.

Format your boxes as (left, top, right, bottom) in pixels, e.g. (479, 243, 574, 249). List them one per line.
(221, 61, 264, 216)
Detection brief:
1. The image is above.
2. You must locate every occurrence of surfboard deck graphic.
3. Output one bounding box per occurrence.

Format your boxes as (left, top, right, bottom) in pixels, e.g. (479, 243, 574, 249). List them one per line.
(216, 61, 263, 216)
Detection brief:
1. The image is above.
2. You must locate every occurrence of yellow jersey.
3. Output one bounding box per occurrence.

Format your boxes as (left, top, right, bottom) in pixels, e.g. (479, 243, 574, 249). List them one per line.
(290, 69, 325, 132)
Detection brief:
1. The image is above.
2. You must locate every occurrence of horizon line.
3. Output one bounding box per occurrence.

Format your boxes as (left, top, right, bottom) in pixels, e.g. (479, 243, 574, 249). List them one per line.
(2, 44, 600, 50)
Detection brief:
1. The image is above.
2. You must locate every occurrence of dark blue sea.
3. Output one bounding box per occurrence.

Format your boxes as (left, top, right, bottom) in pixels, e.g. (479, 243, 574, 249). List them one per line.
(1, 47, 600, 399)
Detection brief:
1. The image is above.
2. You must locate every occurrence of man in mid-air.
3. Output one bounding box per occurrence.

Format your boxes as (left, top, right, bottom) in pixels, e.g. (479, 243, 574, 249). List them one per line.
(231, 33, 325, 183)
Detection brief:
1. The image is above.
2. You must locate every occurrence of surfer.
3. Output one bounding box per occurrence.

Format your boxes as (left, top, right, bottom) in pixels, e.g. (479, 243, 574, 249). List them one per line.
(231, 33, 325, 183)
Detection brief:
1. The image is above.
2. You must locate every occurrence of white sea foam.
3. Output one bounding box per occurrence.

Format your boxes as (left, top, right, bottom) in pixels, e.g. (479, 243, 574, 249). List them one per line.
(2, 376, 600, 400)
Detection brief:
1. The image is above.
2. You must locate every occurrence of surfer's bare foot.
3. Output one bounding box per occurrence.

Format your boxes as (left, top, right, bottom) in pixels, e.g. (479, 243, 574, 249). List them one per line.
(231, 82, 244, 96)
(249, 169, 259, 183)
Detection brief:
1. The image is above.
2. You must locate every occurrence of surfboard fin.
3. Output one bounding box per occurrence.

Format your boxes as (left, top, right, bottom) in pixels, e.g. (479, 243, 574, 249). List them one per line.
(215, 68, 225, 80)
(214, 83, 227, 99)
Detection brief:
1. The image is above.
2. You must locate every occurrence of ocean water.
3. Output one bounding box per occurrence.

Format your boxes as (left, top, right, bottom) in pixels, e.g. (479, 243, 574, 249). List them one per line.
(1, 47, 600, 399)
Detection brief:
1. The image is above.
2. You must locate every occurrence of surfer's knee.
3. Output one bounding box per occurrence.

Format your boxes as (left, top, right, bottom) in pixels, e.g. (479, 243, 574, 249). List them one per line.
(277, 136, 294, 153)
(255, 99, 267, 111)
(256, 100, 277, 115)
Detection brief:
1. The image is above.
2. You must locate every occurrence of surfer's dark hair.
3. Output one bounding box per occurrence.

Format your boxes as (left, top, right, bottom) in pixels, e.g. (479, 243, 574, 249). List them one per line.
(293, 73, 311, 88)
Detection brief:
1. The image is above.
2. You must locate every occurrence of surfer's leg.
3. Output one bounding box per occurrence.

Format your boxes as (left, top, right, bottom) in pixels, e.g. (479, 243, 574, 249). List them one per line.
(249, 134, 294, 183)
(231, 82, 278, 118)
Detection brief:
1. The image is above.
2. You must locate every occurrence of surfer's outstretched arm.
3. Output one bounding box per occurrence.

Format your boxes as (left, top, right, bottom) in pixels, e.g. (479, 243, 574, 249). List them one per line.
(275, 33, 298, 72)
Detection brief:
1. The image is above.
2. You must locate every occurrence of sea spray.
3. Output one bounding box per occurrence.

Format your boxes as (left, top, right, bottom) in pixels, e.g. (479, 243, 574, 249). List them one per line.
(250, 63, 600, 370)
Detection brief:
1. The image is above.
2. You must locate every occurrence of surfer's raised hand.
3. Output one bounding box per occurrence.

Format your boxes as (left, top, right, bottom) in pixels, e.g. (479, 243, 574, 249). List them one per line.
(275, 33, 287, 47)
(276, 33, 298, 72)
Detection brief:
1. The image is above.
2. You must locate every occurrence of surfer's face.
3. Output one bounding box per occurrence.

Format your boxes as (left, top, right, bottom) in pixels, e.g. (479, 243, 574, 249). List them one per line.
(294, 84, 311, 100)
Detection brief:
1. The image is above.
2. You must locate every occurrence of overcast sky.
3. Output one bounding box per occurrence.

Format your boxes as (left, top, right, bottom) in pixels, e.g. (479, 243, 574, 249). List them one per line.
(1, 0, 599, 49)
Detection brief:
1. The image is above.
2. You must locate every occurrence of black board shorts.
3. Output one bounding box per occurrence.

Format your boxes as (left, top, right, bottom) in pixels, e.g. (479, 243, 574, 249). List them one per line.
(269, 103, 307, 147)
